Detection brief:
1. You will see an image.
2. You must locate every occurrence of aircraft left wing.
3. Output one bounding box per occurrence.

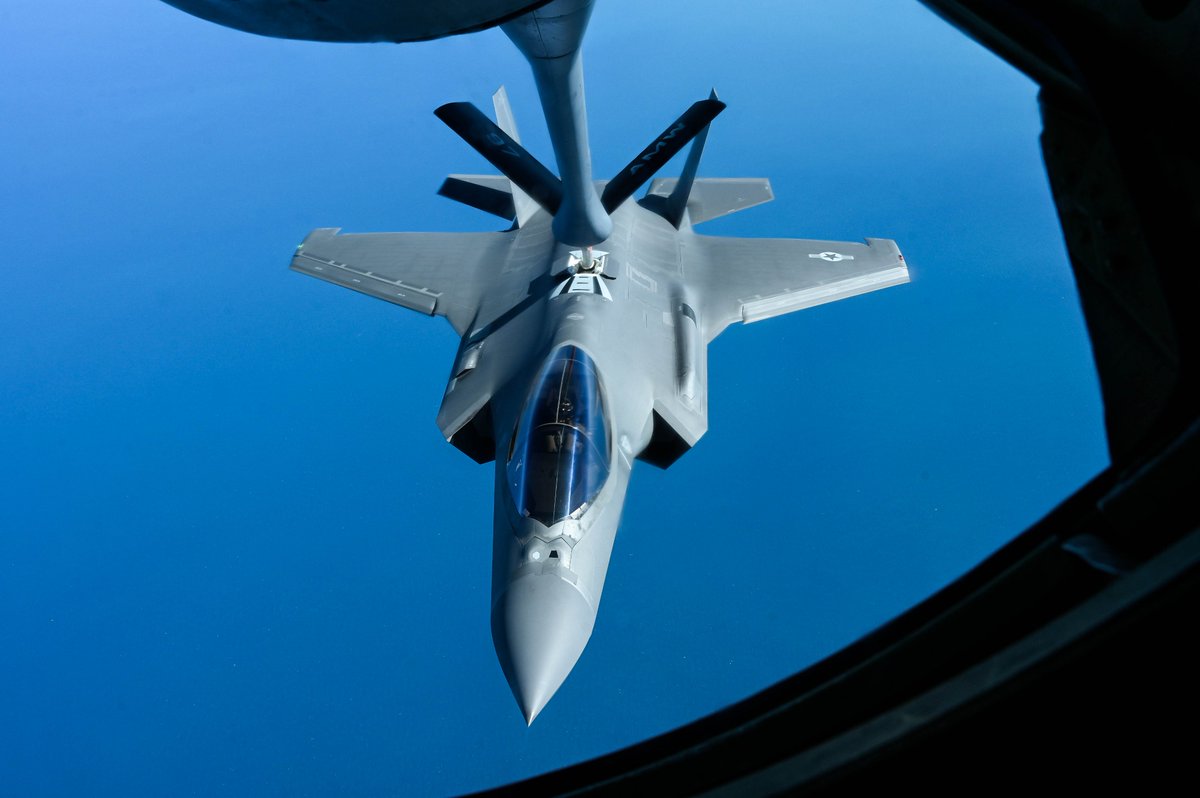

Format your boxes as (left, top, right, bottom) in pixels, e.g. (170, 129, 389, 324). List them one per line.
(290, 227, 515, 335)
(685, 235, 909, 340)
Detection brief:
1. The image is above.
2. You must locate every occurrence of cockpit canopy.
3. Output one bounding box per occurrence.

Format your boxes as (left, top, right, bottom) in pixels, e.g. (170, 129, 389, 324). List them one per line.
(507, 346, 611, 527)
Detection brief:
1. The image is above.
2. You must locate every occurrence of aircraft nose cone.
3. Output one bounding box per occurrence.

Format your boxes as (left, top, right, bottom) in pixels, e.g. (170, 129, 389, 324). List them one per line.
(492, 572, 596, 724)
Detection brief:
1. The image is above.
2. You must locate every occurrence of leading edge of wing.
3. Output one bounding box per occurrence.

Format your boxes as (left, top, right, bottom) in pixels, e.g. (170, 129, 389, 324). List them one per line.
(290, 227, 515, 334)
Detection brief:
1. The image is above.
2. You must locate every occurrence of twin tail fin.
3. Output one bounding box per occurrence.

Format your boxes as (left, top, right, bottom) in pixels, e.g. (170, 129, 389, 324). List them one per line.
(436, 87, 751, 229)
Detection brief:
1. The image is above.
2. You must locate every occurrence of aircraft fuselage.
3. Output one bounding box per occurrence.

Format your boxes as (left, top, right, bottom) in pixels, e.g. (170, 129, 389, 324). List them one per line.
(165, 0, 911, 726)
(476, 201, 687, 721)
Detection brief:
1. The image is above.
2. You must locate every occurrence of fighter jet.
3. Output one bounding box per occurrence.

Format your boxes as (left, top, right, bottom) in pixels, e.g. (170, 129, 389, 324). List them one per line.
(163, 0, 910, 723)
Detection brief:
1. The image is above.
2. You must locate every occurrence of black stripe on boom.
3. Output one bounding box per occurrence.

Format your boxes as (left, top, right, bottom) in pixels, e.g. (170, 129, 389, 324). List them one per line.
(600, 98, 726, 214)
(435, 102, 563, 214)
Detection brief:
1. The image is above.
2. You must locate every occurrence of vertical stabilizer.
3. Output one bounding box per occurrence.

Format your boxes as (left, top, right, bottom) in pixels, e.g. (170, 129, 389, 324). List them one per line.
(434, 102, 564, 214)
(663, 89, 718, 228)
(492, 87, 540, 227)
(599, 96, 726, 214)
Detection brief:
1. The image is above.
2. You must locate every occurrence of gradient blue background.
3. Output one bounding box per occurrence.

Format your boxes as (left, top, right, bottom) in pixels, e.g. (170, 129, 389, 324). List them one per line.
(1, 1, 1107, 794)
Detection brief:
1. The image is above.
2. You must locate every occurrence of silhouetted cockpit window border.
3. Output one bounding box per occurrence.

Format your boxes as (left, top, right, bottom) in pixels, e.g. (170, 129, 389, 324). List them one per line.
(507, 345, 611, 526)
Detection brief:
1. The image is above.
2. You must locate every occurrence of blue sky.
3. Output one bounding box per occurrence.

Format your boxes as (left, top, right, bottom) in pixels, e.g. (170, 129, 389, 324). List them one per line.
(1, 1, 1107, 794)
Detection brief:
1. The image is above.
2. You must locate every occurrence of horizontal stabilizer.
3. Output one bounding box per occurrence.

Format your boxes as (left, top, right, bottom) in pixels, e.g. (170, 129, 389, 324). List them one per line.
(438, 174, 516, 220)
(601, 98, 726, 213)
(646, 177, 774, 225)
(435, 102, 563, 215)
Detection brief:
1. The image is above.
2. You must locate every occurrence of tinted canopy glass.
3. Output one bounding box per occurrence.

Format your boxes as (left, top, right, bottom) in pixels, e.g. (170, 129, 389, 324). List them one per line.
(507, 346, 610, 526)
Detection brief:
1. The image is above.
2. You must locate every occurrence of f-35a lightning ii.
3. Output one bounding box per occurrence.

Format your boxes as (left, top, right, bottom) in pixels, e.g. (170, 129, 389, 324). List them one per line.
(162, 0, 909, 723)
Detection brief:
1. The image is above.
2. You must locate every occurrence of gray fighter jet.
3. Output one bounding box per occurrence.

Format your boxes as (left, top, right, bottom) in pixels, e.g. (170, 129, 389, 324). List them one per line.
(163, 0, 909, 723)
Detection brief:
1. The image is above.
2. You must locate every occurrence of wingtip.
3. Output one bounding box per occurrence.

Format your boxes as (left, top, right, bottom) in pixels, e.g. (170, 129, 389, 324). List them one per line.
(709, 87, 719, 101)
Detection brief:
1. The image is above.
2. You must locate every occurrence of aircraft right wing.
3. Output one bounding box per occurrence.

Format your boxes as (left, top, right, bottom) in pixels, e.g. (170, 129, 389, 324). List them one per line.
(290, 227, 515, 335)
(685, 234, 909, 340)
